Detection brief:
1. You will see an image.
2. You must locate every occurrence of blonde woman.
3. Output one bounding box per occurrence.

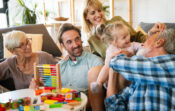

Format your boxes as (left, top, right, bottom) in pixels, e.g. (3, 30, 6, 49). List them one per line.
(0, 30, 57, 90)
(82, 0, 146, 60)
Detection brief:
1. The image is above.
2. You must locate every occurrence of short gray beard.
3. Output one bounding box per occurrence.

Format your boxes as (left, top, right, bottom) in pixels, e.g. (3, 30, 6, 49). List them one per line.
(136, 48, 151, 57)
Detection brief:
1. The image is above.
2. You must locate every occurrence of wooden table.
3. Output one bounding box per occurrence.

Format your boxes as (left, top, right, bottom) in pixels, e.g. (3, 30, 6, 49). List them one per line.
(0, 89, 87, 111)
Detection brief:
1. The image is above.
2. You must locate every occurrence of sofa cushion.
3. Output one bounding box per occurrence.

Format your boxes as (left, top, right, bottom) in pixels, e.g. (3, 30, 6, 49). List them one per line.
(0, 24, 62, 59)
(140, 22, 175, 33)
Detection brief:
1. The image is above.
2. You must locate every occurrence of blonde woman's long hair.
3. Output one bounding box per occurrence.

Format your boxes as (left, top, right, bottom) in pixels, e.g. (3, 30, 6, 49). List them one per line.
(82, 0, 105, 35)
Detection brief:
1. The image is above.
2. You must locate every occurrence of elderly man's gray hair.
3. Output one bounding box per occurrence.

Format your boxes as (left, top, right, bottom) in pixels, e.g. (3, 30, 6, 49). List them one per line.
(158, 29, 175, 54)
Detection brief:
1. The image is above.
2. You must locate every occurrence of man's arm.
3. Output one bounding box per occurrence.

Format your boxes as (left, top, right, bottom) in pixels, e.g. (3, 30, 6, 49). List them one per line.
(109, 54, 175, 88)
(105, 83, 135, 111)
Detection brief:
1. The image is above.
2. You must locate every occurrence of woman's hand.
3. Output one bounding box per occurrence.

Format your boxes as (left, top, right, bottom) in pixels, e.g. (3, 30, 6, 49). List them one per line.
(29, 78, 39, 89)
(29, 78, 44, 89)
(148, 22, 166, 36)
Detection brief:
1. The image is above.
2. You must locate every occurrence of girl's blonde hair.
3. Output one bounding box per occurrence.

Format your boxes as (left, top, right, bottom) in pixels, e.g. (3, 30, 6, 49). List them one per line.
(97, 21, 129, 44)
(82, 0, 105, 34)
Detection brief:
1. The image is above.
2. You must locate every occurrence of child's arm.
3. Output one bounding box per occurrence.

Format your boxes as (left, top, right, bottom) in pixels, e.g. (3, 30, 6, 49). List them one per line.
(90, 51, 120, 93)
(97, 51, 122, 85)
(96, 62, 110, 86)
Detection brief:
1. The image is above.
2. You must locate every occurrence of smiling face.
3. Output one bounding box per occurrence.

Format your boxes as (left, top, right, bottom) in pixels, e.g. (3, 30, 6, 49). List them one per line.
(136, 33, 159, 57)
(13, 37, 32, 57)
(61, 30, 83, 61)
(114, 28, 131, 49)
(86, 6, 105, 27)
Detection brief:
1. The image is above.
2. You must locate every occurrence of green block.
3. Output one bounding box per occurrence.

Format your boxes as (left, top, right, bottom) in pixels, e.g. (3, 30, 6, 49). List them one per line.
(73, 98, 82, 101)
(49, 103, 62, 108)
(52, 89, 56, 93)
(29, 106, 34, 111)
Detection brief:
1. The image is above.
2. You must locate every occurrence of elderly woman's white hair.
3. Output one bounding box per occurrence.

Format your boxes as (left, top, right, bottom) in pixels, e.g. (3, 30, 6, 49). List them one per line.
(4, 30, 27, 50)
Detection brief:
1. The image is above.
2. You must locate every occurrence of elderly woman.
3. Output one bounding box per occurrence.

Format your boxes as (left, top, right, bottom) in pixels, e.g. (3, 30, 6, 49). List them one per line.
(0, 30, 57, 90)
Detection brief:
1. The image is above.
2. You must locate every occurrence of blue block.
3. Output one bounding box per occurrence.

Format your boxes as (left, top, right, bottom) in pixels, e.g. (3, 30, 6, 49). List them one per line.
(18, 105, 24, 111)
(34, 105, 40, 110)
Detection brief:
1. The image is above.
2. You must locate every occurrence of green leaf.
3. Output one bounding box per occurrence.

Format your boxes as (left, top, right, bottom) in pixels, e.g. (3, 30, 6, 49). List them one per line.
(35, 3, 37, 9)
(17, 0, 25, 7)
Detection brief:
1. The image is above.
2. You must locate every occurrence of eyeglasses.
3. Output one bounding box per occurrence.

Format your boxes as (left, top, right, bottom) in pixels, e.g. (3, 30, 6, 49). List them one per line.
(15, 38, 32, 50)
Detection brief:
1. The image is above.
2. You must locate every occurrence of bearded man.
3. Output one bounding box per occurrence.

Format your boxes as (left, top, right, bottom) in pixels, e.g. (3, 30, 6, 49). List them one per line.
(105, 29, 175, 111)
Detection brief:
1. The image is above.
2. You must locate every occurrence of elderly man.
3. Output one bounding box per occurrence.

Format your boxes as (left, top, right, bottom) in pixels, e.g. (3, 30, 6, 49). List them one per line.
(105, 29, 175, 111)
(58, 23, 104, 94)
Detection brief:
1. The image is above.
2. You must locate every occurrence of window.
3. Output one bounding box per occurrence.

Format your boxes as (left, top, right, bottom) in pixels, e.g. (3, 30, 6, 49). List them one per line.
(0, 0, 3, 8)
(0, 0, 8, 28)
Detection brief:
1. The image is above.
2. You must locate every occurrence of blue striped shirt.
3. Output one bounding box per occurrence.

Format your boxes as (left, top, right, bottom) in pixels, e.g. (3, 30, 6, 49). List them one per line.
(105, 54, 175, 111)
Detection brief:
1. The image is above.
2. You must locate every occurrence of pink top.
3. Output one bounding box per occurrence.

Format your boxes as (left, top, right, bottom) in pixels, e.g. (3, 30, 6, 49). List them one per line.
(105, 42, 142, 63)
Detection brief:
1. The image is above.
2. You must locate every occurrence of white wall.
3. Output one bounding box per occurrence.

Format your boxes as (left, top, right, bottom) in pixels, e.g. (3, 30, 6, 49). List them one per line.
(113, 0, 175, 28)
(58, 0, 175, 28)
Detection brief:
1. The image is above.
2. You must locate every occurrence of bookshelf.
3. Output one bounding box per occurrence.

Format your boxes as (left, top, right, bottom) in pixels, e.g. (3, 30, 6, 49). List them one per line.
(43, 0, 77, 27)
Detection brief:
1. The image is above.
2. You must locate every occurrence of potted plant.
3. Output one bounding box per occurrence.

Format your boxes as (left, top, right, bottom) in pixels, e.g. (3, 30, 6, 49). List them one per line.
(103, 5, 110, 18)
(17, 0, 37, 24)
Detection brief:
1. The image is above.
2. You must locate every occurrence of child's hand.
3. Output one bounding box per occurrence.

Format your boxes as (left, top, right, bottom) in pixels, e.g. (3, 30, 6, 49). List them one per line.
(95, 23, 106, 40)
(106, 51, 121, 65)
(120, 50, 133, 57)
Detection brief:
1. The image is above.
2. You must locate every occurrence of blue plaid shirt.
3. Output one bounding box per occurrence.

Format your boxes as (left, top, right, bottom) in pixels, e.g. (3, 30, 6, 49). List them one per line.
(105, 54, 175, 111)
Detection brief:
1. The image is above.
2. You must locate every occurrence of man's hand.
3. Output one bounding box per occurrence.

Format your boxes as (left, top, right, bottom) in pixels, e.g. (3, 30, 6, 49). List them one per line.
(148, 22, 166, 36)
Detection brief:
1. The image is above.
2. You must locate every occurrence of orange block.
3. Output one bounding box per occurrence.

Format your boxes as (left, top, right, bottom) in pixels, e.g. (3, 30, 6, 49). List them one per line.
(64, 100, 78, 103)
(35, 89, 43, 95)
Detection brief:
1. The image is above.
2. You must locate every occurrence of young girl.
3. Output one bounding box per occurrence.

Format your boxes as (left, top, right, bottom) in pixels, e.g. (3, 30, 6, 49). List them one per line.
(91, 21, 142, 93)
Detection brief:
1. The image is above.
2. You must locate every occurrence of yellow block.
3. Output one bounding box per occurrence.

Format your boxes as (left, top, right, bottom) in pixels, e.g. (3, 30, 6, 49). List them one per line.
(44, 100, 58, 104)
(61, 88, 71, 93)
(24, 106, 30, 111)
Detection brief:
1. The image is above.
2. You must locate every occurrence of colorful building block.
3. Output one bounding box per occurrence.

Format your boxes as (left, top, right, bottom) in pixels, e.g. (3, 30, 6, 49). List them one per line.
(18, 105, 24, 111)
(49, 103, 62, 108)
(23, 97, 31, 106)
(61, 88, 71, 93)
(24, 106, 30, 111)
(5, 102, 11, 109)
(65, 93, 72, 100)
(41, 95, 48, 102)
(44, 100, 58, 104)
(11, 100, 19, 109)
(35, 89, 43, 95)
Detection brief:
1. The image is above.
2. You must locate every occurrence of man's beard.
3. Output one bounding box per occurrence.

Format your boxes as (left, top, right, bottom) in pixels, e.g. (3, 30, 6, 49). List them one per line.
(70, 45, 83, 57)
(136, 47, 151, 57)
